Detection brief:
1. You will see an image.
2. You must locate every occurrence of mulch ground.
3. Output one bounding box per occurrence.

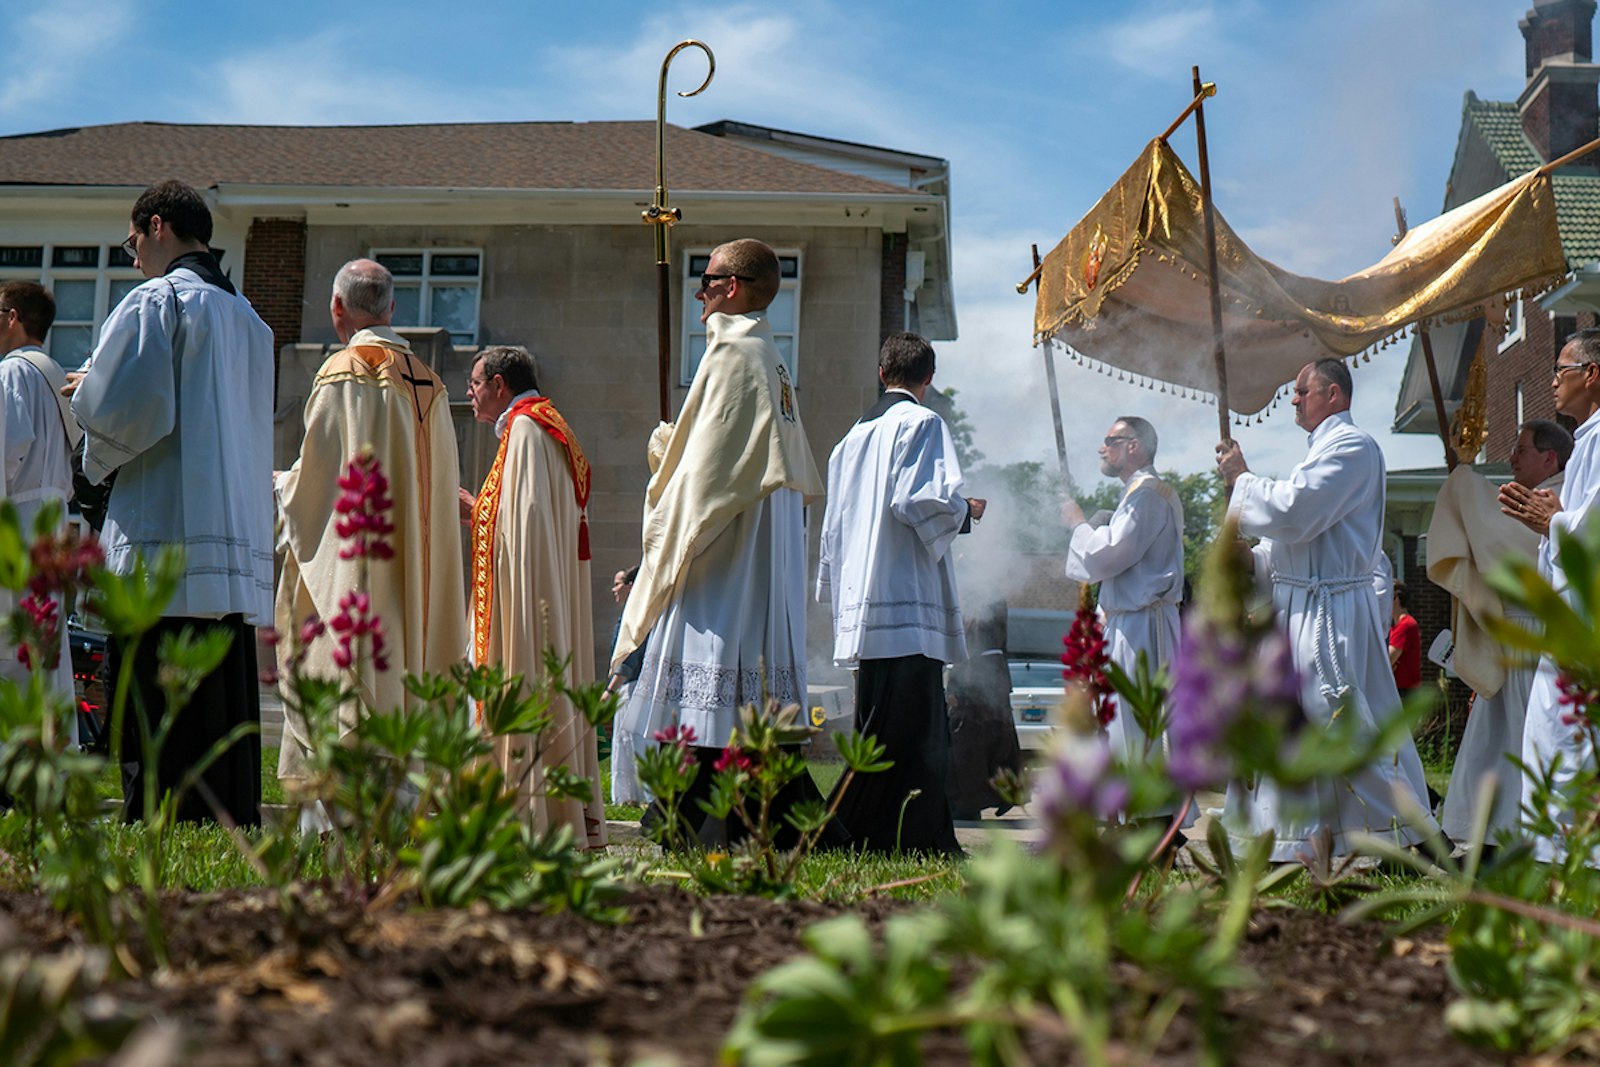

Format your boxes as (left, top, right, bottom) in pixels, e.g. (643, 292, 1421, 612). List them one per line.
(0, 887, 1500, 1066)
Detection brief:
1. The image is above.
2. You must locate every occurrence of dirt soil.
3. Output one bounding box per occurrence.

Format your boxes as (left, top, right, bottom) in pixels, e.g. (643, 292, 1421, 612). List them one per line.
(0, 887, 1501, 1066)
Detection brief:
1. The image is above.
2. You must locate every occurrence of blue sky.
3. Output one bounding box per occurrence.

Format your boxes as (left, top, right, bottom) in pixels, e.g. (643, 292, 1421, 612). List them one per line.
(0, 0, 1535, 482)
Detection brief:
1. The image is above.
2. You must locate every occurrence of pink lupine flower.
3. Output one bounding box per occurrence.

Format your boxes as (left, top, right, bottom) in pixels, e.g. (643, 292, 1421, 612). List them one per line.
(1061, 607, 1115, 729)
(334, 450, 397, 561)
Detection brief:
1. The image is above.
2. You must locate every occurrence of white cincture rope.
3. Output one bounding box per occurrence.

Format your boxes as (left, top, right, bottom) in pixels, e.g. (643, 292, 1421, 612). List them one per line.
(1269, 572, 1371, 701)
(1101, 597, 1180, 618)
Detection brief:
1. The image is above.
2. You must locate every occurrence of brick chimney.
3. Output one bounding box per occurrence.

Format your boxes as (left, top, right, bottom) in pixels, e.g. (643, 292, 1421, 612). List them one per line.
(1519, 0, 1600, 164)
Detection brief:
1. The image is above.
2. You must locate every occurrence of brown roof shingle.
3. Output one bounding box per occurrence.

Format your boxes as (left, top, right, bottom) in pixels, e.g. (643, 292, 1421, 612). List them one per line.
(0, 120, 913, 196)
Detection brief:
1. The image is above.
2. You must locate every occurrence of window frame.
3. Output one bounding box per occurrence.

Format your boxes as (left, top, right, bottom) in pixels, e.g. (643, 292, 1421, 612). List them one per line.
(370, 247, 484, 345)
(1498, 292, 1525, 354)
(680, 248, 802, 386)
(0, 243, 143, 370)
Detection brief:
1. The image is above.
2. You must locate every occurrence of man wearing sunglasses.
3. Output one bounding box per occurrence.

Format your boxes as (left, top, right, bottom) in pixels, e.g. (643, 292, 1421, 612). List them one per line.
(71, 180, 275, 827)
(1502, 329, 1600, 862)
(1061, 416, 1186, 828)
(1214, 357, 1439, 861)
(611, 238, 833, 846)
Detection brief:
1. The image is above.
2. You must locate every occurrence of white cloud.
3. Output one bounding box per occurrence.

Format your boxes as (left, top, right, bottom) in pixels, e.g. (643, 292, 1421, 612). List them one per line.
(0, 1, 130, 115)
(1096, 3, 1226, 77)
(188, 30, 520, 126)
(537, 3, 912, 146)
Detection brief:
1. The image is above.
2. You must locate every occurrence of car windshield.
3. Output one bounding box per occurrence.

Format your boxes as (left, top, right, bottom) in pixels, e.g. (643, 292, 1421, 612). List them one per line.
(1008, 659, 1063, 689)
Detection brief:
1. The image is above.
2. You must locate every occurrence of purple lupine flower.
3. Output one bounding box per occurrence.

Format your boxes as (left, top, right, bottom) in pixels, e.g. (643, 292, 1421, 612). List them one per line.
(1166, 613, 1301, 791)
(1035, 734, 1129, 823)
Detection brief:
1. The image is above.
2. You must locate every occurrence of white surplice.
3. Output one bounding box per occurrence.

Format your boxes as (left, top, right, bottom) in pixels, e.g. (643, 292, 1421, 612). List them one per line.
(816, 390, 968, 669)
(609, 311, 822, 805)
(609, 488, 807, 803)
(1429, 465, 1556, 843)
(1224, 411, 1438, 860)
(1522, 407, 1600, 861)
(0, 347, 74, 704)
(1065, 465, 1184, 809)
(72, 267, 274, 623)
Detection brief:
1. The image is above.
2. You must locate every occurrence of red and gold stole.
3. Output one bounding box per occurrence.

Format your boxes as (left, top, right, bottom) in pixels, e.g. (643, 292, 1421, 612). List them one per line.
(470, 396, 592, 666)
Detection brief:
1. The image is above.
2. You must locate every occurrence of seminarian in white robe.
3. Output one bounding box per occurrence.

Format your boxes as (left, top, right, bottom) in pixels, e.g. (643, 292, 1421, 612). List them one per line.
(1429, 463, 1561, 843)
(1521, 407, 1600, 861)
(1224, 410, 1438, 860)
(0, 339, 79, 707)
(818, 382, 971, 853)
(469, 383, 605, 849)
(1065, 463, 1185, 817)
(73, 246, 274, 826)
(275, 324, 466, 788)
(610, 308, 828, 843)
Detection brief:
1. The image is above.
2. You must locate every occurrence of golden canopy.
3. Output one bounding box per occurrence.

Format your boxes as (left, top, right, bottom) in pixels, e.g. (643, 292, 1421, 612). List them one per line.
(1031, 138, 1567, 415)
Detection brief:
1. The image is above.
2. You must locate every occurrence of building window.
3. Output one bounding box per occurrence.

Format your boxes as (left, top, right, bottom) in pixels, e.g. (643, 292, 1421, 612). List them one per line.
(372, 249, 482, 344)
(1516, 381, 1525, 428)
(681, 250, 801, 384)
(1497, 293, 1525, 354)
(0, 244, 144, 371)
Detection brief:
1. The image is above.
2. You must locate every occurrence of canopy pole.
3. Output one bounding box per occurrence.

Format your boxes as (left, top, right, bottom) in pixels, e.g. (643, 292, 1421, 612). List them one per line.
(1014, 79, 1217, 298)
(1393, 197, 1458, 472)
(1031, 243, 1078, 495)
(1159, 81, 1218, 144)
(1191, 65, 1231, 444)
(642, 40, 715, 422)
(1537, 132, 1600, 176)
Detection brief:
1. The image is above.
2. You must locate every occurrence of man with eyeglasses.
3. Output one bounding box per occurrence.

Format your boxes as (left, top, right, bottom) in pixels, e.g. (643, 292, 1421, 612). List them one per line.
(1500, 328, 1600, 861)
(1061, 416, 1186, 827)
(817, 331, 987, 854)
(71, 180, 274, 827)
(1214, 357, 1439, 861)
(274, 260, 465, 825)
(611, 237, 831, 847)
(1430, 418, 1570, 851)
(0, 282, 80, 713)
(459, 344, 604, 848)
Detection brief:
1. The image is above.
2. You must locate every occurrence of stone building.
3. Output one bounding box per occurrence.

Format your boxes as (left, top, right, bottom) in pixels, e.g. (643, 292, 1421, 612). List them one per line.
(0, 118, 956, 678)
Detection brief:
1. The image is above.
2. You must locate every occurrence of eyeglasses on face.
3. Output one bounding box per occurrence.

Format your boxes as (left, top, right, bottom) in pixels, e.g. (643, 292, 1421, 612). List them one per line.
(121, 233, 140, 260)
(1553, 362, 1592, 378)
(698, 272, 752, 292)
(1103, 435, 1136, 448)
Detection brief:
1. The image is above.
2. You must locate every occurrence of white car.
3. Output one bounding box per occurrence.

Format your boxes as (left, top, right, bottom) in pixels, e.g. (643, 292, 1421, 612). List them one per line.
(1008, 657, 1064, 752)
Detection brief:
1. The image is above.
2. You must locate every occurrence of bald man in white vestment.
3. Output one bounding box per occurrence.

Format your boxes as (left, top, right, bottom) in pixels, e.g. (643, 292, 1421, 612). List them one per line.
(1216, 358, 1439, 860)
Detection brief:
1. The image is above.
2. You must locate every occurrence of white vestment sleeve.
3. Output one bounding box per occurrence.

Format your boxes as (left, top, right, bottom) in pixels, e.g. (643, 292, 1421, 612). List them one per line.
(1065, 485, 1166, 583)
(70, 285, 179, 486)
(888, 415, 966, 563)
(1229, 436, 1375, 545)
(1548, 483, 1600, 549)
(0, 362, 33, 491)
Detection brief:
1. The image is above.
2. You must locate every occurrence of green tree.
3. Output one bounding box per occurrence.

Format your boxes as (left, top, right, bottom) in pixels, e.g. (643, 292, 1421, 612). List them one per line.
(963, 460, 1224, 585)
(923, 386, 983, 470)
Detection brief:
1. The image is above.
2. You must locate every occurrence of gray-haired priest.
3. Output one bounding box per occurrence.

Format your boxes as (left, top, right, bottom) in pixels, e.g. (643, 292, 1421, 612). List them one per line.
(274, 259, 466, 816)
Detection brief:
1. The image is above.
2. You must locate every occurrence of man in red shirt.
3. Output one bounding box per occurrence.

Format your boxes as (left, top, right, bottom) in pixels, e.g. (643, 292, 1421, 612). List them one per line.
(1388, 581, 1422, 700)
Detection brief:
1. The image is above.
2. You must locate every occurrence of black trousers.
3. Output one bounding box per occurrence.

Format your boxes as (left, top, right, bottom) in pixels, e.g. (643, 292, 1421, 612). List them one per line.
(116, 614, 261, 827)
(827, 654, 961, 854)
(644, 743, 850, 850)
